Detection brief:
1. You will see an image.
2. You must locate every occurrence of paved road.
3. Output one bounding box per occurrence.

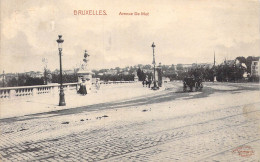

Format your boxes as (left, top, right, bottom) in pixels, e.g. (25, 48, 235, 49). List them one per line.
(0, 82, 259, 161)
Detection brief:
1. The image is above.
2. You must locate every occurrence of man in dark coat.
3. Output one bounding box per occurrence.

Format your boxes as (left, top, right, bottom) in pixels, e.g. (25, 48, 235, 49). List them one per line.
(148, 79, 151, 88)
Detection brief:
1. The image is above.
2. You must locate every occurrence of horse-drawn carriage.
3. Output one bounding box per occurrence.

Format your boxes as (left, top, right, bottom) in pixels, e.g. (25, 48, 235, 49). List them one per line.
(183, 77, 203, 92)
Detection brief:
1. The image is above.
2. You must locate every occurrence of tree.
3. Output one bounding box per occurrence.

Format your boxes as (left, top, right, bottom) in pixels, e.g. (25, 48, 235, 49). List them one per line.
(43, 69, 51, 85)
(169, 64, 176, 72)
(137, 68, 142, 81)
(176, 71, 188, 80)
(7, 78, 18, 87)
(204, 67, 214, 81)
(236, 56, 246, 64)
(92, 69, 99, 76)
(51, 74, 78, 83)
(161, 65, 169, 72)
(18, 74, 27, 86)
(144, 64, 152, 69)
(128, 67, 135, 74)
(25, 77, 44, 86)
(176, 64, 184, 71)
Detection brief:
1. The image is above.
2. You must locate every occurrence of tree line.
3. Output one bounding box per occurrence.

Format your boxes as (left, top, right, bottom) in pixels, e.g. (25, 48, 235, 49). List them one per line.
(136, 56, 259, 82)
(2, 56, 259, 87)
(3, 73, 137, 87)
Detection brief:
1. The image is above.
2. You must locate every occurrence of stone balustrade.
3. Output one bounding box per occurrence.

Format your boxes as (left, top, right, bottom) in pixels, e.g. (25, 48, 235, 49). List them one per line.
(0, 81, 136, 100)
(0, 83, 78, 100)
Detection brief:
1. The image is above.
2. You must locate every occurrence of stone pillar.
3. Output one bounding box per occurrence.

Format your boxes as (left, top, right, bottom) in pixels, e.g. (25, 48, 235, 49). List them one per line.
(9, 89, 16, 98)
(32, 87, 38, 96)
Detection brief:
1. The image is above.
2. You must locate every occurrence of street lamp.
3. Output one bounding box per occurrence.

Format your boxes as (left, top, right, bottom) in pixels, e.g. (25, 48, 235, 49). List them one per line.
(56, 35, 66, 106)
(151, 42, 158, 90)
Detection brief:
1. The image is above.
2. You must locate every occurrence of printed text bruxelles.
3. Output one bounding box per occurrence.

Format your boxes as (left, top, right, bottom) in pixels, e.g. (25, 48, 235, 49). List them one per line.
(74, 10, 107, 15)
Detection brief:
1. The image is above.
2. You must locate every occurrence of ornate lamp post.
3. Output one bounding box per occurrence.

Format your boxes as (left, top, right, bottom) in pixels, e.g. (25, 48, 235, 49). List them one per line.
(151, 42, 158, 90)
(56, 35, 66, 106)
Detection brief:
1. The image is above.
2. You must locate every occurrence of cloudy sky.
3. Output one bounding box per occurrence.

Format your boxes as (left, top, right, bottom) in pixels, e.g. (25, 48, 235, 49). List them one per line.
(1, 0, 259, 73)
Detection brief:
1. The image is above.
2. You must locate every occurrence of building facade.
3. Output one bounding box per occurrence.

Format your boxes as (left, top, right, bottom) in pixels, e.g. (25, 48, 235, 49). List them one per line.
(251, 61, 259, 77)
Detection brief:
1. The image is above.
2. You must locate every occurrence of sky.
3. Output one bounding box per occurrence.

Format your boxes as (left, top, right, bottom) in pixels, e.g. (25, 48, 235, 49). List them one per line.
(0, 0, 260, 73)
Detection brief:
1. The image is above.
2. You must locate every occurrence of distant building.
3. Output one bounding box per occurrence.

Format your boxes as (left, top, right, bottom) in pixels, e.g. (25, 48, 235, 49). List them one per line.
(251, 61, 260, 77)
(24, 71, 43, 78)
(177, 64, 191, 72)
(63, 70, 75, 75)
(105, 69, 117, 75)
(181, 64, 191, 68)
(197, 63, 209, 68)
(35, 72, 44, 78)
(191, 63, 213, 69)
(52, 69, 70, 75)
(97, 73, 104, 76)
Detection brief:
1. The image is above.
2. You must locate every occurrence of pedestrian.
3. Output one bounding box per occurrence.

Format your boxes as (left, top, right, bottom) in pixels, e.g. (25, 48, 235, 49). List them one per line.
(79, 78, 87, 95)
(148, 80, 151, 88)
(77, 78, 82, 94)
(142, 80, 145, 87)
(95, 78, 100, 90)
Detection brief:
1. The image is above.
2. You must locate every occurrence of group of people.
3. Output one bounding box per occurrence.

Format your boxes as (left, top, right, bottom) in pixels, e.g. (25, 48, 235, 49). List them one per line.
(78, 78, 87, 95)
(78, 78, 100, 95)
(142, 79, 152, 88)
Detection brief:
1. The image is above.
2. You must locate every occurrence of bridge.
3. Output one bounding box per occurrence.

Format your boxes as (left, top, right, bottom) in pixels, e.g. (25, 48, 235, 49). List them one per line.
(0, 81, 135, 100)
(0, 81, 259, 161)
(0, 81, 160, 119)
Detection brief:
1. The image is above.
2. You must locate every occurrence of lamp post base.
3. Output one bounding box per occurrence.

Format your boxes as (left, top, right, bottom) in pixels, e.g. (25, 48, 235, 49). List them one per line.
(151, 81, 159, 90)
(151, 86, 159, 90)
(59, 88, 66, 106)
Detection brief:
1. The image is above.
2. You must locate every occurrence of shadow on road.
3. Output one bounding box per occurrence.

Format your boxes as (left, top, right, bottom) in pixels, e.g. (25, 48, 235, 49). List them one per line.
(1, 82, 258, 123)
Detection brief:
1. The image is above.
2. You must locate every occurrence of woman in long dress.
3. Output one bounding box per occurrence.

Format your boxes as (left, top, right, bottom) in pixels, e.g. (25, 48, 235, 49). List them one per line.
(79, 79, 87, 95)
(95, 79, 100, 90)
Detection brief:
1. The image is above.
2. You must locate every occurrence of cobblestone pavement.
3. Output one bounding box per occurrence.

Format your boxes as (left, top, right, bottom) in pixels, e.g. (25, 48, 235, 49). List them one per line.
(0, 82, 259, 161)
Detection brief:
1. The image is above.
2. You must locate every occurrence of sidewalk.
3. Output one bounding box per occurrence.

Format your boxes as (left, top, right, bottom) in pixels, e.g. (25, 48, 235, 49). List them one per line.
(0, 83, 166, 119)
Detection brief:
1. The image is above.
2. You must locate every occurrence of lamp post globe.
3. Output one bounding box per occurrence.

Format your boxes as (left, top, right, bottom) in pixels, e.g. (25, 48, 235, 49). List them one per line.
(56, 35, 66, 106)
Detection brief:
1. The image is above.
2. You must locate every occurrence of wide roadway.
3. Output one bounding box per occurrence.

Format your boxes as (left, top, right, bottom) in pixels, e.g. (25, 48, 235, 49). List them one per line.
(0, 82, 259, 161)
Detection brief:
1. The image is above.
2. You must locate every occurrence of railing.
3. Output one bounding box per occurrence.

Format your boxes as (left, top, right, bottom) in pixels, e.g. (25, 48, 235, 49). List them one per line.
(98, 81, 135, 84)
(0, 81, 136, 100)
(0, 83, 78, 100)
